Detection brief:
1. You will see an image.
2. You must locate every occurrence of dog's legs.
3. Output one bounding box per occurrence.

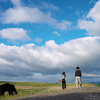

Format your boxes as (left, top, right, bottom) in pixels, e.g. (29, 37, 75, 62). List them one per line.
(2, 91, 5, 96)
(9, 91, 11, 96)
(9, 91, 13, 96)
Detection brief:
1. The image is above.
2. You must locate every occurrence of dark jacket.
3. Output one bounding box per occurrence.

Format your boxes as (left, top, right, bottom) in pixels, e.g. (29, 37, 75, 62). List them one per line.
(75, 69, 81, 77)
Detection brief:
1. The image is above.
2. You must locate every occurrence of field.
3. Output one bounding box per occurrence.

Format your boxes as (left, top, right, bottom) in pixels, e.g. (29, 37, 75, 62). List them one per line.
(0, 81, 98, 100)
(97, 84, 100, 87)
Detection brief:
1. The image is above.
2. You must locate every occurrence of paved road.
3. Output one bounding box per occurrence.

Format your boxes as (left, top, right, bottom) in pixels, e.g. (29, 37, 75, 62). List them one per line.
(13, 86, 100, 100)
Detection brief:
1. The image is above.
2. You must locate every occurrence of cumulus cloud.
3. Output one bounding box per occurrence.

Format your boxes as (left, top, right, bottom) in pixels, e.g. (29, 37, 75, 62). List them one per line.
(0, 0, 71, 30)
(78, 0, 100, 36)
(41, 2, 59, 11)
(0, 28, 30, 41)
(10, 0, 21, 7)
(1, 36, 100, 82)
(53, 31, 60, 36)
(0, 73, 62, 83)
(35, 37, 42, 43)
(83, 73, 100, 78)
(28, 0, 59, 11)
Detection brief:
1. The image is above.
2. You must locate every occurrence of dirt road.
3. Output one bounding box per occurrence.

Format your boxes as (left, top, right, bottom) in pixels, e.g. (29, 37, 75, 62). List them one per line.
(12, 84, 100, 100)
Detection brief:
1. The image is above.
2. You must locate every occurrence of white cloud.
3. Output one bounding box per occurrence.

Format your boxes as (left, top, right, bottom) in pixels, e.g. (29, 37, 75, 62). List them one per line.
(0, 58, 12, 66)
(28, 0, 59, 11)
(0, 0, 71, 30)
(0, 73, 62, 83)
(78, 0, 100, 36)
(53, 31, 60, 36)
(35, 37, 42, 43)
(83, 73, 100, 78)
(89, 0, 97, 4)
(1, 36, 100, 82)
(0, 28, 30, 41)
(10, 0, 21, 7)
(41, 2, 59, 11)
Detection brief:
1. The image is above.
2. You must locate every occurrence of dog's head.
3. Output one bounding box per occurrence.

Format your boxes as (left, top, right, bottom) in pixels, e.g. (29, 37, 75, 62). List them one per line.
(10, 90, 18, 96)
(12, 91, 18, 95)
(10, 85, 18, 95)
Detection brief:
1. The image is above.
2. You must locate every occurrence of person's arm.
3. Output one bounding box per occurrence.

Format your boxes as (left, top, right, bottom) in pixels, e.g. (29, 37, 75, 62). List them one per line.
(65, 77, 67, 82)
(75, 72, 76, 76)
(80, 70, 81, 77)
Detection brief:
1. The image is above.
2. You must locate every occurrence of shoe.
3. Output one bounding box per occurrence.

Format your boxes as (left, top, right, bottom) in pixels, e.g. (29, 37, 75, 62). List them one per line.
(80, 87, 82, 89)
(76, 87, 79, 89)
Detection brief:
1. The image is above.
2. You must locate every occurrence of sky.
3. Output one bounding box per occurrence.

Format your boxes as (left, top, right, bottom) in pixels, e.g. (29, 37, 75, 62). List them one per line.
(0, 0, 100, 83)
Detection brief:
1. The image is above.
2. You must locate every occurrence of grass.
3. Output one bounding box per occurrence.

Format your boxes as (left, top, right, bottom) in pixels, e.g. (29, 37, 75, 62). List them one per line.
(0, 81, 97, 100)
(0, 81, 63, 100)
(97, 84, 100, 87)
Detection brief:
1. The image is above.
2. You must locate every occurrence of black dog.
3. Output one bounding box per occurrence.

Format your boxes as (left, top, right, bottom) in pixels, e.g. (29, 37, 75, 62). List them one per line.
(0, 83, 18, 96)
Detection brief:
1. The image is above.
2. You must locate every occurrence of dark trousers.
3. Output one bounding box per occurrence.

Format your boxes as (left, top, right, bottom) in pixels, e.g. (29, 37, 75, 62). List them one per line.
(62, 79, 66, 89)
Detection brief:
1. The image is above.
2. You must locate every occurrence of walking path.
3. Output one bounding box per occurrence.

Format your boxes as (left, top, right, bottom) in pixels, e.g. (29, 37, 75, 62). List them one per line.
(12, 85, 100, 100)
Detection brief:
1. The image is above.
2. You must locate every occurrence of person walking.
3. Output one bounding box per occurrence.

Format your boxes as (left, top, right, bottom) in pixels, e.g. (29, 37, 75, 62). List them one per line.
(61, 72, 67, 90)
(75, 66, 82, 89)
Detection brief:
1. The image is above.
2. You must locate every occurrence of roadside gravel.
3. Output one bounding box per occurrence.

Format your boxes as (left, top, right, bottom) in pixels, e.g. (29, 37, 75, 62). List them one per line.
(11, 85, 100, 100)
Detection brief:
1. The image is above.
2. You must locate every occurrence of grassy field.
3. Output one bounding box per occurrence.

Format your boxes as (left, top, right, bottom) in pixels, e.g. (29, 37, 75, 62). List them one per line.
(97, 84, 100, 87)
(0, 81, 97, 100)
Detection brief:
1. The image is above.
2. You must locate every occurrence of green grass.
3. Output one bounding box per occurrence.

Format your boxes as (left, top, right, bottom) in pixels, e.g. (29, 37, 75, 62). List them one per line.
(0, 81, 63, 100)
(0, 82, 96, 100)
(97, 84, 100, 87)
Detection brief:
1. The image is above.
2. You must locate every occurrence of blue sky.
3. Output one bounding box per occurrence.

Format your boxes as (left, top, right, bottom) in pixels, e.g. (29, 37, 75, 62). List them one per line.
(0, 0, 100, 83)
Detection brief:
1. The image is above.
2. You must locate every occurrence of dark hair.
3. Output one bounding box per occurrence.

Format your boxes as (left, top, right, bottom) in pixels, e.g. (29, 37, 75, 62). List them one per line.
(76, 66, 79, 69)
(62, 72, 65, 75)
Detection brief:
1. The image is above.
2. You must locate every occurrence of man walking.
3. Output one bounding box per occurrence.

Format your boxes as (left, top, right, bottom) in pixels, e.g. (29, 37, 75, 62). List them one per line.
(75, 66, 82, 89)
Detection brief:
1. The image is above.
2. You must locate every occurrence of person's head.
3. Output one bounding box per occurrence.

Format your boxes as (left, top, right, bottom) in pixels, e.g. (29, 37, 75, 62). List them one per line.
(62, 72, 65, 75)
(76, 66, 80, 70)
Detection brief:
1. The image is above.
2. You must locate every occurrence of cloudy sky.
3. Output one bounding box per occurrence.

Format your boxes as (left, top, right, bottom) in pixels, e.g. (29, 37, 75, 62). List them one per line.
(0, 0, 100, 83)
